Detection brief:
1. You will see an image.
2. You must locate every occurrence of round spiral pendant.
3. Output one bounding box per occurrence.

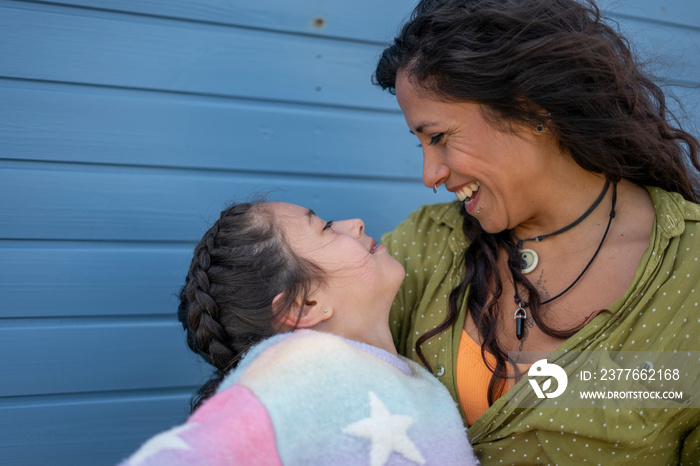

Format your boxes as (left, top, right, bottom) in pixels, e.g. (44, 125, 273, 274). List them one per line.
(520, 248, 538, 274)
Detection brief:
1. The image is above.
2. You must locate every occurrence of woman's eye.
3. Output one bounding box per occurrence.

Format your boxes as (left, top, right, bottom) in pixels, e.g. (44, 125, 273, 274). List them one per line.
(429, 133, 444, 146)
(323, 220, 334, 231)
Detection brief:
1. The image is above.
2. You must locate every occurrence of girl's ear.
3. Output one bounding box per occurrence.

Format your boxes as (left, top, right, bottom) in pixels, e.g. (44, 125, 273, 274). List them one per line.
(272, 292, 333, 330)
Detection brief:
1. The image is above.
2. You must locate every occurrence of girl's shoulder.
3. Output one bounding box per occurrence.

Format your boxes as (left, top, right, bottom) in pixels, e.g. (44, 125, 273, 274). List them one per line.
(218, 330, 417, 393)
(122, 330, 478, 466)
(215, 330, 478, 465)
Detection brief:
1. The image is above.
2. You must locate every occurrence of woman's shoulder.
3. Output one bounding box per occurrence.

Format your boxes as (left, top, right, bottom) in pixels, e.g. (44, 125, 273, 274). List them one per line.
(394, 200, 463, 230)
(381, 201, 464, 246)
(646, 186, 700, 244)
(647, 186, 700, 220)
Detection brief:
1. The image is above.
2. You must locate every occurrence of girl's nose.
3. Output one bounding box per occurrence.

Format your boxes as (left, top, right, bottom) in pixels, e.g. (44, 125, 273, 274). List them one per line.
(336, 218, 365, 237)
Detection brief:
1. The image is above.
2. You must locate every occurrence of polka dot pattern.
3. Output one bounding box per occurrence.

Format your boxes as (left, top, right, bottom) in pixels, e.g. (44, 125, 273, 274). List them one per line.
(382, 188, 700, 464)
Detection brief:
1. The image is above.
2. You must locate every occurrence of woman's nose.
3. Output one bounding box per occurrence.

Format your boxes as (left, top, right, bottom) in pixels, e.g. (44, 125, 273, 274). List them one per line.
(423, 153, 447, 190)
(336, 218, 365, 237)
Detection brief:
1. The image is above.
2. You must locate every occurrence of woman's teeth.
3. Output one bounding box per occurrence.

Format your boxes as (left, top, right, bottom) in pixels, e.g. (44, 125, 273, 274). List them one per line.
(455, 181, 480, 202)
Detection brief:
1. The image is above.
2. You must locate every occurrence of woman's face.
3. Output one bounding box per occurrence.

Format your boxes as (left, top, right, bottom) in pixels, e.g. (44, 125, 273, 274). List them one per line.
(395, 71, 556, 233)
(268, 202, 405, 315)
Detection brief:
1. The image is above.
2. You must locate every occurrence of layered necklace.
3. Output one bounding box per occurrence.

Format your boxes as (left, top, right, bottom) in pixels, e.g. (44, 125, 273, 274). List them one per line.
(511, 180, 617, 341)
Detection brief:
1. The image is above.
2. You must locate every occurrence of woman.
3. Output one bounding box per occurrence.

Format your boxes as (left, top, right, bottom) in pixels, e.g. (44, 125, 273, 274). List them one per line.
(375, 0, 700, 463)
(120, 200, 477, 465)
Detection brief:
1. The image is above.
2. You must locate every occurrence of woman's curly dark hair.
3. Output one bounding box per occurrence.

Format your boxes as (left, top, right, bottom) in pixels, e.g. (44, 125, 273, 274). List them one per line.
(374, 0, 700, 404)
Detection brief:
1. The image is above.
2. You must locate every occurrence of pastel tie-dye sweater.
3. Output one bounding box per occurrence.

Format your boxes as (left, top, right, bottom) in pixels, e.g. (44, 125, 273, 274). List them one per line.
(120, 330, 478, 465)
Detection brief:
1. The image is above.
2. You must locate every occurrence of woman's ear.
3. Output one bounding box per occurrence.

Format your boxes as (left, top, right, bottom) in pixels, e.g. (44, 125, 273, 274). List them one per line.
(272, 292, 333, 330)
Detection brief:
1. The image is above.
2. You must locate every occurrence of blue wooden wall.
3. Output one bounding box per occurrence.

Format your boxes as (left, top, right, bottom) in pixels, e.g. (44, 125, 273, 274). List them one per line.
(0, 0, 698, 464)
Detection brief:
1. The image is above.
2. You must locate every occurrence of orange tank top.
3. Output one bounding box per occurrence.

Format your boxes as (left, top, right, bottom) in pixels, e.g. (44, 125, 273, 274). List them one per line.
(455, 330, 506, 426)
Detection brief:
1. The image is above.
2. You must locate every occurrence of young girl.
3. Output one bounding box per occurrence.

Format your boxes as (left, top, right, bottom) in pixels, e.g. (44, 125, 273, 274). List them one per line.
(120, 200, 478, 466)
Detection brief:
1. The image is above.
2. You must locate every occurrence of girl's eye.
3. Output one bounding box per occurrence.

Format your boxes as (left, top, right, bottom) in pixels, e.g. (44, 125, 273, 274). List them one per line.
(416, 133, 444, 148)
(323, 220, 334, 231)
(429, 133, 444, 146)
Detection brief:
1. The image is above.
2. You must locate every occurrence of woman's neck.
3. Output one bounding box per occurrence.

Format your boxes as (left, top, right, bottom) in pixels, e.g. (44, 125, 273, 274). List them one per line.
(512, 166, 611, 242)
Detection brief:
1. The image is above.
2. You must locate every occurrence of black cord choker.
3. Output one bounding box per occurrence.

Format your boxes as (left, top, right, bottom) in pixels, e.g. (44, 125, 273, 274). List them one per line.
(513, 181, 617, 341)
(513, 179, 611, 274)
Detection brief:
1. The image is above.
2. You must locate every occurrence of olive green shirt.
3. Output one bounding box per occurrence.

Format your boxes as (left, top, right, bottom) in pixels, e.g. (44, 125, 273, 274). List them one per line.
(382, 187, 700, 465)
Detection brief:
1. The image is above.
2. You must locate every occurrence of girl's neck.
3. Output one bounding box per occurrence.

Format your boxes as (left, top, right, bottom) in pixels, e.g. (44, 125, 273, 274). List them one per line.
(313, 305, 398, 356)
(353, 326, 398, 356)
(319, 325, 398, 356)
(341, 337, 410, 374)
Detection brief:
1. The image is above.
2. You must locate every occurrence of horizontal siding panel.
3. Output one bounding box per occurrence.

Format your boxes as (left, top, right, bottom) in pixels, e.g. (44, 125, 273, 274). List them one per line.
(0, 164, 452, 242)
(0, 245, 191, 318)
(0, 4, 397, 110)
(668, 86, 700, 133)
(599, 0, 700, 30)
(1, 83, 696, 176)
(0, 83, 419, 177)
(0, 320, 208, 397)
(609, 17, 700, 85)
(0, 393, 191, 466)
(18, 0, 700, 42)
(26, 0, 415, 44)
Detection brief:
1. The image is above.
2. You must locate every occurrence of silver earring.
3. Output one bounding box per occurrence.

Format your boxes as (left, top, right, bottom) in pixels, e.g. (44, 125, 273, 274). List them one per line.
(476, 207, 482, 214)
(535, 124, 545, 133)
(433, 184, 438, 193)
(433, 170, 437, 174)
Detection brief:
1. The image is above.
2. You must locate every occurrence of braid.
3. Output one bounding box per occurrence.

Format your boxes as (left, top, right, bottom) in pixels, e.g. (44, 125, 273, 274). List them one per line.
(185, 222, 238, 370)
(178, 201, 324, 413)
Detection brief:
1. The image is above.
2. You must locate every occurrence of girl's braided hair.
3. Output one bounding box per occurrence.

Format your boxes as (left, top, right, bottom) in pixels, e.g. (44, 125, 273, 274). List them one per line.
(177, 200, 323, 412)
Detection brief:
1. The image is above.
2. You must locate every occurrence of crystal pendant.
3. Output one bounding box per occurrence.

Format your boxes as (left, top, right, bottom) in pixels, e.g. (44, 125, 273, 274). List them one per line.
(514, 305, 527, 340)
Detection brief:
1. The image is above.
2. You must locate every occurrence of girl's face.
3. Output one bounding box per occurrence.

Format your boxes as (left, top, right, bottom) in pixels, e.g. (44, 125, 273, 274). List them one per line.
(395, 71, 557, 233)
(268, 202, 405, 323)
